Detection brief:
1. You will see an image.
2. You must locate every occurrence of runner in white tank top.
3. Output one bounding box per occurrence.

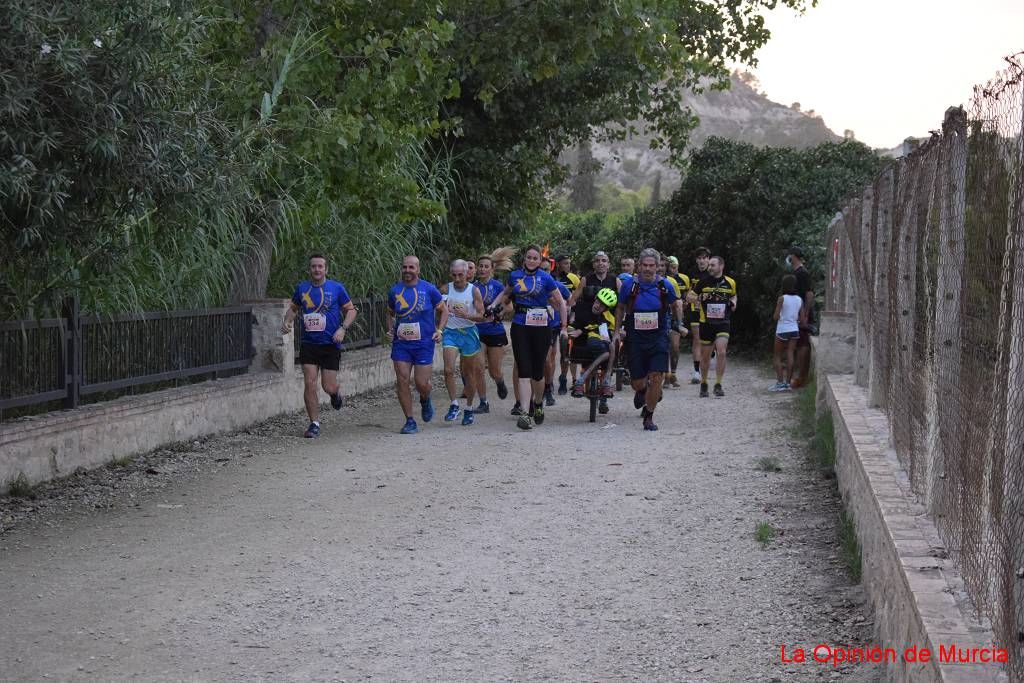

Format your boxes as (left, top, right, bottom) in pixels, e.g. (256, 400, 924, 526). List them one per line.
(440, 260, 485, 424)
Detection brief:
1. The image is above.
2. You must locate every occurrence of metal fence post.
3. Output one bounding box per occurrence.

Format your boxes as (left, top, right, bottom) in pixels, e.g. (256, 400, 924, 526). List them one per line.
(62, 296, 81, 409)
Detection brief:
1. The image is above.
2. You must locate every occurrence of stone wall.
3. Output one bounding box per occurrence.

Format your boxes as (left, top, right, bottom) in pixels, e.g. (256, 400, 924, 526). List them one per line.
(0, 300, 441, 493)
(814, 336, 1007, 682)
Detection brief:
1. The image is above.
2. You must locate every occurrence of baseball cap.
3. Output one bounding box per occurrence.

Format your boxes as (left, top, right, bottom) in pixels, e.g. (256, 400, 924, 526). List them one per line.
(555, 254, 570, 263)
(693, 246, 711, 257)
(667, 256, 679, 266)
(787, 246, 805, 259)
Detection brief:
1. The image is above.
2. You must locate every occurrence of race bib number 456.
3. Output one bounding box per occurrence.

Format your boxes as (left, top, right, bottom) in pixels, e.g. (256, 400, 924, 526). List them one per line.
(397, 322, 422, 341)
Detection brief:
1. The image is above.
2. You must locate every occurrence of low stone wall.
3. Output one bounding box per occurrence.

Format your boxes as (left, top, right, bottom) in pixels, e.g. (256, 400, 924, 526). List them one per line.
(816, 362, 1006, 682)
(1, 300, 442, 493)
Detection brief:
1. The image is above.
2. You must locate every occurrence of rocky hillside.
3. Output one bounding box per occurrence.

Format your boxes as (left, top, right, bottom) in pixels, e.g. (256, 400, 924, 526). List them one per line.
(576, 73, 844, 195)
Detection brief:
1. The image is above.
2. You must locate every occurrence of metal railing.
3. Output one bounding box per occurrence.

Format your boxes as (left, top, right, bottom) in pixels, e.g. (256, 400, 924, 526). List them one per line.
(1, 299, 253, 420)
(292, 295, 389, 362)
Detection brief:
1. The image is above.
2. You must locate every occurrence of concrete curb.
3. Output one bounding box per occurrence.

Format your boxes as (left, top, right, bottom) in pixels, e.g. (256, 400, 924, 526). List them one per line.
(819, 374, 1008, 683)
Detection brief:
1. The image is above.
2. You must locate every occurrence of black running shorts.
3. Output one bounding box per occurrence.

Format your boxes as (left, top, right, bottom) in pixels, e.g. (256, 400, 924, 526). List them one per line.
(299, 342, 341, 371)
(480, 331, 509, 348)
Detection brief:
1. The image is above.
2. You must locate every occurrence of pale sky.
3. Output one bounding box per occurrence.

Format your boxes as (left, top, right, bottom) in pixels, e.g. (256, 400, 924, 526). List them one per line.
(750, 0, 1024, 149)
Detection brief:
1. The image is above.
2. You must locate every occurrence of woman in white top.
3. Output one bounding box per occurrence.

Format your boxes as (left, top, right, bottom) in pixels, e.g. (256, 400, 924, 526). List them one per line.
(771, 274, 803, 391)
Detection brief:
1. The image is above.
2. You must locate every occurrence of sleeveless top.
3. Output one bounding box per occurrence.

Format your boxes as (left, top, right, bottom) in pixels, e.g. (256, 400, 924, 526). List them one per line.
(445, 282, 477, 329)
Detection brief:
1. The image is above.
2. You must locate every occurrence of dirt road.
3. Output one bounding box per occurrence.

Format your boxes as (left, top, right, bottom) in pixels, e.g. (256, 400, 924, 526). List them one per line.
(0, 359, 879, 681)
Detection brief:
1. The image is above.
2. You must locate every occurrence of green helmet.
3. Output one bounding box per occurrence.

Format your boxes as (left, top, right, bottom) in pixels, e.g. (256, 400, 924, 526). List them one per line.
(596, 287, 618, 307)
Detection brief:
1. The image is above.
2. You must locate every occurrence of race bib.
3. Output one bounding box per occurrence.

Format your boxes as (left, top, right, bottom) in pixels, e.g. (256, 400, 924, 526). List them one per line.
(598, 323, 610, 342)
(707, 303, 727, 320)
(303, 313, 327, 333)
(397, 322, 422, 341)
(634, 312, 659, 331)
(525, 308, 549, 327)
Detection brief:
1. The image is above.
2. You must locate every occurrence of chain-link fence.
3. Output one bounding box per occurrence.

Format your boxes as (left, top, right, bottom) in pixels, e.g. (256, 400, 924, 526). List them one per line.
(826, 52, 1024, 679)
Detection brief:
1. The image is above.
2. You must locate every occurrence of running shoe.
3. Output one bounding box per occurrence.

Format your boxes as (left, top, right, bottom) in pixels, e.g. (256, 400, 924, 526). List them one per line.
(557, 375, 568, 395)
(714, 384, 725, 398)
(691, 370, 701, 384)
(544, 387, 556, 406)
(400, 418, 418, 434)
(496, 380, 508, 400)
(780, 383, 792, 392)
(768, 381, 787, 392)
(303, 422, 321, 438)
(444, 403, 461, 422)
(476, 399, 490, 414)
(790, 377, 805, 389)
(533, 402, 545, 425)
(599, 383, 614, 398)
(633, 388, 646, 409)
(598, 399, 609, 415)
(667, 373, 679, 388)
(462, 409, 474, 426)
(571, 381, 585, 398)
(516, 414, 533, 430)
(641, 408, 658, 431)
(699, 383, 709, 398)
(420, 397, 434, 422)
(330, 391, 344, 410)
(510, 402, 523, 416)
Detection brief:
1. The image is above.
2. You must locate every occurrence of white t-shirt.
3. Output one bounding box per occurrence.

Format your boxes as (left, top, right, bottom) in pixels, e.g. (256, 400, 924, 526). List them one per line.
(776, 294, 802, 334)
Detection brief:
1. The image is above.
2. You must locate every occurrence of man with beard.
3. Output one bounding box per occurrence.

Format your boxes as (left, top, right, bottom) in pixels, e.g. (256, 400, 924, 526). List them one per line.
(387, 255, 448, 434)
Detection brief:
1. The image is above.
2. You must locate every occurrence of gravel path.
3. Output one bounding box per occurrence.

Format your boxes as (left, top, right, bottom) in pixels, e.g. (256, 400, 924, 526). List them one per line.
(1, 358, 880, 682)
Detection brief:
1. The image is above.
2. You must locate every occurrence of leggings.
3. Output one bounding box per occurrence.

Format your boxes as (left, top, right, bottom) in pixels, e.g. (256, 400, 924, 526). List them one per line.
(510, 323, 550, 382)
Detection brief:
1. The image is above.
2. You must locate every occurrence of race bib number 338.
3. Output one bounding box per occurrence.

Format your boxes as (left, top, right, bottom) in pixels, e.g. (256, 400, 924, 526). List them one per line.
(303, 313, 327, 332)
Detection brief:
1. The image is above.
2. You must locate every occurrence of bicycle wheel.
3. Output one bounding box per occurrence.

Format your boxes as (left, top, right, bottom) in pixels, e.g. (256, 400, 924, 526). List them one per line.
(588, 375, 598, 422)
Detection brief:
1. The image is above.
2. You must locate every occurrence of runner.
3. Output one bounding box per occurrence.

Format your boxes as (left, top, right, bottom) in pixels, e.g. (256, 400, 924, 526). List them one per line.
(387, 255, 448, 434)
(664, 255, 691, 388)
(473, 247, 514, 413)
(542, 258, 572, 406)
(485, 244, 568, 430)
(568, 287, 618, 414)
(770, 274, 802, 391)
(281, 253, 358, 438)
(786, 246, 815, 389)
(439, 260, 485, 426)
(693, 255, 738, 398)
(618, 256, 635, 283)
(686, 246, 712, 383)
(554, 254, 582, 396)
(614, 248, 683, 431)
(569, 250, 620, 334)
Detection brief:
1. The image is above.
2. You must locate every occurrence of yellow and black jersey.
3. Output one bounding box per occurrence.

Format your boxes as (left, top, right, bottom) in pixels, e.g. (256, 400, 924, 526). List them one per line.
(572, 309, 616, 341)
(665, 272, 690, 300)
(693, 274, 737, 323)
(558, 271, 581, 294)
(687, 269, 709, 313)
